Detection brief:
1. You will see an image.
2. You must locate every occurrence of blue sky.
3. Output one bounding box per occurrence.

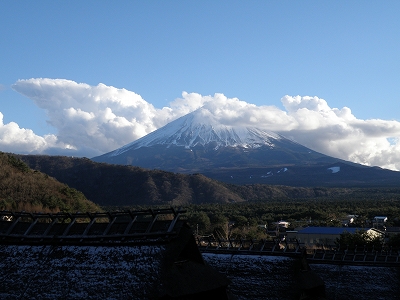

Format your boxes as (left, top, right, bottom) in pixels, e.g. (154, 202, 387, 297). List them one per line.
(1, 1, 400, 169)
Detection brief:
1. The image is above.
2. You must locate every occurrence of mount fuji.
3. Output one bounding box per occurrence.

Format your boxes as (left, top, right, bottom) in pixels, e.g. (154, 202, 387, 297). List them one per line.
(92, 107, 400, 187)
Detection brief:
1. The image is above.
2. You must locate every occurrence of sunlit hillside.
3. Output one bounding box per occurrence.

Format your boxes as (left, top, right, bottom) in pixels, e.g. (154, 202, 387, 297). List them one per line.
(0, 152, 101, 213)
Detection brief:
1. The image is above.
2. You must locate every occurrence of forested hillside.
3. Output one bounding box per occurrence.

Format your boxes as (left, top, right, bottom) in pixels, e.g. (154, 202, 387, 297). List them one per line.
(15, 154, 244, 206)
(0, 153, 101, 212)
(15, 154, 400, 207)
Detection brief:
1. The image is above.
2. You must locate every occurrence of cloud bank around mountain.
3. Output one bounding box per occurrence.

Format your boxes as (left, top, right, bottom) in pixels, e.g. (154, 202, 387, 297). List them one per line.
(6, 78, 400, 171)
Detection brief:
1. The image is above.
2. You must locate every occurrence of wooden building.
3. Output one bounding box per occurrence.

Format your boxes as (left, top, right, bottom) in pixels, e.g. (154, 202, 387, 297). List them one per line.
(0, 209, 231, 299)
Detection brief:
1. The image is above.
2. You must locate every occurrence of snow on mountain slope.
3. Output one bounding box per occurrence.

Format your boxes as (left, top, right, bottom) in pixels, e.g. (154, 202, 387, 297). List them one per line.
(90, 107, 400, 187)
(107, 107, 284, 157)
(92, 105, 346, 181)
(328, 166, 341, 173)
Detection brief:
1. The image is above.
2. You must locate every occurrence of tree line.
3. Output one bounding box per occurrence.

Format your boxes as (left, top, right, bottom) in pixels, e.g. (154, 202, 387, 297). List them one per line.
(115, 199, 400, 243)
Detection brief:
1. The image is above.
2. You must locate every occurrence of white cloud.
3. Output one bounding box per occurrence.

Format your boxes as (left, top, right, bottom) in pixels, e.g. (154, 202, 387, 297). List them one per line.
(6, 78, 400, 171)
(12, 78, 163, 157)
(277, 96, 400, 170)
(0, 112, 70, 154)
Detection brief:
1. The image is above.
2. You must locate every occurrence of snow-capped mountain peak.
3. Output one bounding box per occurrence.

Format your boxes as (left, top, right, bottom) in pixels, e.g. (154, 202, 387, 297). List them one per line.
(109, 107, 282, 157)
(90, 107, 399, 188)
(92, 106, 338, 177)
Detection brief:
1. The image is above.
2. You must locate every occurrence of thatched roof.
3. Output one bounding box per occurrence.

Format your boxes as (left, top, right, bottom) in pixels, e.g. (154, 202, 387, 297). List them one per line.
(0, 209, 230, 299)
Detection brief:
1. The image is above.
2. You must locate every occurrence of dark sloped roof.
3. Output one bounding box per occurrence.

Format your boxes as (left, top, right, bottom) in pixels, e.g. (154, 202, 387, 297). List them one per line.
(0, 209, 231, 299)
(297, 227, 369, 235)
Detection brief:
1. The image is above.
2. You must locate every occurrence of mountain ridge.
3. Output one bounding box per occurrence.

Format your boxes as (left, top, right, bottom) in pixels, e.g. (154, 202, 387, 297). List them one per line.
(105, 107, 285, 155)
(15, 154, 400, 208)
(90, 107, 400, 187)
(92, 107, 342, 177)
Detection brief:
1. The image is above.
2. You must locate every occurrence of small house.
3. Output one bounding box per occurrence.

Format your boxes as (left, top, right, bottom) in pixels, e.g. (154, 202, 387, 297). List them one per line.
(274, 220, 290, 228)
(373, 216, 388, 229)
(340, 214, 357, 226)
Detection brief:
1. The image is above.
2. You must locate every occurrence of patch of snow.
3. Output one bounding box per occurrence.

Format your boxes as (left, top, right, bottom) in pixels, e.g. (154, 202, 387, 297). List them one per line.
(277, 167, 288, 173)
(327, 166, 340, 173)
(261, 171, 274, 178)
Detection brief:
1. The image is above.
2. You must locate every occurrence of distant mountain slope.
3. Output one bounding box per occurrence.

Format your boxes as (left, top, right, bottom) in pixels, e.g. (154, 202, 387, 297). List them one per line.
(0, 152, 101, 212)
(17, 154, 400, 207)
(92, 107, 339, 170)
(202, 162, 400, 187)
(16, 155, 245, 206)
(92, 107, 400, 187)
